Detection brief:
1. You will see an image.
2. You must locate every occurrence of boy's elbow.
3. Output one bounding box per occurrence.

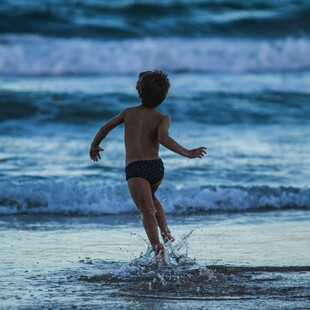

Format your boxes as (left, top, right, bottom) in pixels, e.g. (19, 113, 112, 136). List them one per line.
(158, 134, 169, 145)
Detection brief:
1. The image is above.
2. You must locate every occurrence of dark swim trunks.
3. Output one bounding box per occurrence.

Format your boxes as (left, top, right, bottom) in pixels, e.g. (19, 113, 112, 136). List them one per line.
(125, 159, 164, 185)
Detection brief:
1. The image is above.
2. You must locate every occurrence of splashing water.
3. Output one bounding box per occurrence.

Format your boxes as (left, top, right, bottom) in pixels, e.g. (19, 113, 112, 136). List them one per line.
(113, 232, 219, 294)
(80, 230, 206, 291)
(79, 230, 310, 303)
(128, 230, 196, 269)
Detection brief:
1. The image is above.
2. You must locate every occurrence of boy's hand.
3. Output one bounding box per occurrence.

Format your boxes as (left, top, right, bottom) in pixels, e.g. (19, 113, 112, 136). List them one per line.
(89, 146, 103, 162)
(189, 147, 207, 159)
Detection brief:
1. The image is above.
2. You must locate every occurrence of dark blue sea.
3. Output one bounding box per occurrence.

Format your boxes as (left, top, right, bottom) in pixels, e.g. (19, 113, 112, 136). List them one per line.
(0, 0, 310, 309)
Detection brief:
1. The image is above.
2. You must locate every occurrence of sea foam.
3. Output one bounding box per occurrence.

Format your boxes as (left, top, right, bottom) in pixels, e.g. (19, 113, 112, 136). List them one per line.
(0, 180, 308, 215)
(0, 36, 310, 75)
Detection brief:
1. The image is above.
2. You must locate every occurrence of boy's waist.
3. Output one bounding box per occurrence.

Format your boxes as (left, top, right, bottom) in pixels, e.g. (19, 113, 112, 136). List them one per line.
(125, 158, 163, 168)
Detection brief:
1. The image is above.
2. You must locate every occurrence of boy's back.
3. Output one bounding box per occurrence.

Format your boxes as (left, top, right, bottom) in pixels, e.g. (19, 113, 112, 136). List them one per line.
(124, 106, 164, 165)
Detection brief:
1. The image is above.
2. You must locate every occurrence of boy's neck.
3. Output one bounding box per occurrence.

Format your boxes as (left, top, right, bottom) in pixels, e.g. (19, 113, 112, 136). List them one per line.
(140, 104, 157, 111)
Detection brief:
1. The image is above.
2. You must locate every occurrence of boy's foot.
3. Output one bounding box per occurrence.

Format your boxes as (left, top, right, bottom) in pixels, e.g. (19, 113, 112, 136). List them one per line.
(161, 231, 175, 243)
(154, 243, 167, 266)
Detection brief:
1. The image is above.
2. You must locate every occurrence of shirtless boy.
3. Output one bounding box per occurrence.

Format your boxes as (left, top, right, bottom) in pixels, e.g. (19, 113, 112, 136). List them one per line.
(90, 70, 206, 259)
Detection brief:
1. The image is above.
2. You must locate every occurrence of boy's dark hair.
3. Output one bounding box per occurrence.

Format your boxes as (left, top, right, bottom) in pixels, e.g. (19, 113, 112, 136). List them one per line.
(136, 70, 170, 108)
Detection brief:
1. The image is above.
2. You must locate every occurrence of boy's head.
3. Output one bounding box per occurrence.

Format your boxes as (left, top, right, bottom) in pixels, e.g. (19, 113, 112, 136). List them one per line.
(136, 70, 170, 108)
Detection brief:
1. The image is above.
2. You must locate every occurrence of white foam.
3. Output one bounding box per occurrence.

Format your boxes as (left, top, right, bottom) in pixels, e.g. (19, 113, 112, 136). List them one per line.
(0, 35, 310, 75)
(0, 180, 308, 215)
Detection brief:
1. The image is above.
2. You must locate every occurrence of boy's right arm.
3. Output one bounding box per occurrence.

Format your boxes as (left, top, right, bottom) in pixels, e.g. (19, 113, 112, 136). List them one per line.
(90, 109, 126, 161)
(158, 116, 207, 158)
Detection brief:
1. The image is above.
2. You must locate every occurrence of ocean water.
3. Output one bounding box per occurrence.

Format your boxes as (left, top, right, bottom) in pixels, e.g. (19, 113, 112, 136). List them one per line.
(1, 0, 310, 309)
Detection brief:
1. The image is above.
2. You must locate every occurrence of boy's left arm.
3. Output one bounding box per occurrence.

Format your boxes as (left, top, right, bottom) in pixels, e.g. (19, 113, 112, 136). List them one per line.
(90, 110, 126, 161)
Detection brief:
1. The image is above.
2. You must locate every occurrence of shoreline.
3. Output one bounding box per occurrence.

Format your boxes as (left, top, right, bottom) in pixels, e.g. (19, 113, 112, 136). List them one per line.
(1, 209, 309, 266)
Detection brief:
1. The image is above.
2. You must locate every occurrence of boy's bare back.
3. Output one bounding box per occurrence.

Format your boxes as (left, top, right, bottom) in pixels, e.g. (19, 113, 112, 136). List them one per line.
(90, 103, 205, 164)
(123, 106, 164, 165)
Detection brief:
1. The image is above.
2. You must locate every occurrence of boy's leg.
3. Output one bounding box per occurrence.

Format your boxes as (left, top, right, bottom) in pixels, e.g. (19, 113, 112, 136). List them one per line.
(127, 177, 163, 251)
(151, 181, 175, 243)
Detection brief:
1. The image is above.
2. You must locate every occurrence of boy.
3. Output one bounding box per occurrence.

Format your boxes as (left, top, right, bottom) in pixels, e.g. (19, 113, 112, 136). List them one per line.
(90, 70, 206, 260)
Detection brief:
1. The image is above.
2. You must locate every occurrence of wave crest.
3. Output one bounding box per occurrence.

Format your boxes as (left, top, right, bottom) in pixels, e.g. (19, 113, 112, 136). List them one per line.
(0, 36, 310, 75)
(0, 180, 308, 215)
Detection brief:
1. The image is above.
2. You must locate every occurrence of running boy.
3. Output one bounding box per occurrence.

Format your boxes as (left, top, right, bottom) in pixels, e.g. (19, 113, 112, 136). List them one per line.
(90, 70, 206, 258)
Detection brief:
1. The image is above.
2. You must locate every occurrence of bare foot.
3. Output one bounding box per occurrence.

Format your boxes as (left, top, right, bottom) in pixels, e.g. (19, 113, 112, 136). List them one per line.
(161, 230, 175, 243)
(154, 244, 167, 266)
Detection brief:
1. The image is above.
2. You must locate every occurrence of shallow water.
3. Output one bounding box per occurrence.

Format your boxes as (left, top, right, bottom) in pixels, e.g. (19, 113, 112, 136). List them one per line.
(1, 211, 309, 309)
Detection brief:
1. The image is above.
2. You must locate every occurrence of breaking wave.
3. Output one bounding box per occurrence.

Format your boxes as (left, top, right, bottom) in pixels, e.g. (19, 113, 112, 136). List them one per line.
(0, 180, 309, 215)
(1, 36, 310, 75)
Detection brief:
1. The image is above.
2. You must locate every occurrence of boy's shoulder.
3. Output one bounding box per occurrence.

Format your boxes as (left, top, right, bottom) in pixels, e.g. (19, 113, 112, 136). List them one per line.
(118, 106, 136, 118)
(121, 106, 140, 114)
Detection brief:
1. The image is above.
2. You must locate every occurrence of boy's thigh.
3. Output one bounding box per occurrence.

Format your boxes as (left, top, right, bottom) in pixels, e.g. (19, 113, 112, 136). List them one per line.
(127, 177, 155, 213)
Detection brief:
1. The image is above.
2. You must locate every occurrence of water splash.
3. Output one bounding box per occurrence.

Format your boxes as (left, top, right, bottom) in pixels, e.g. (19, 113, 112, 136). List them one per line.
(80, 230, 202, 289)
(128, 230, 196, 269)
(79, 233, 310, 302)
